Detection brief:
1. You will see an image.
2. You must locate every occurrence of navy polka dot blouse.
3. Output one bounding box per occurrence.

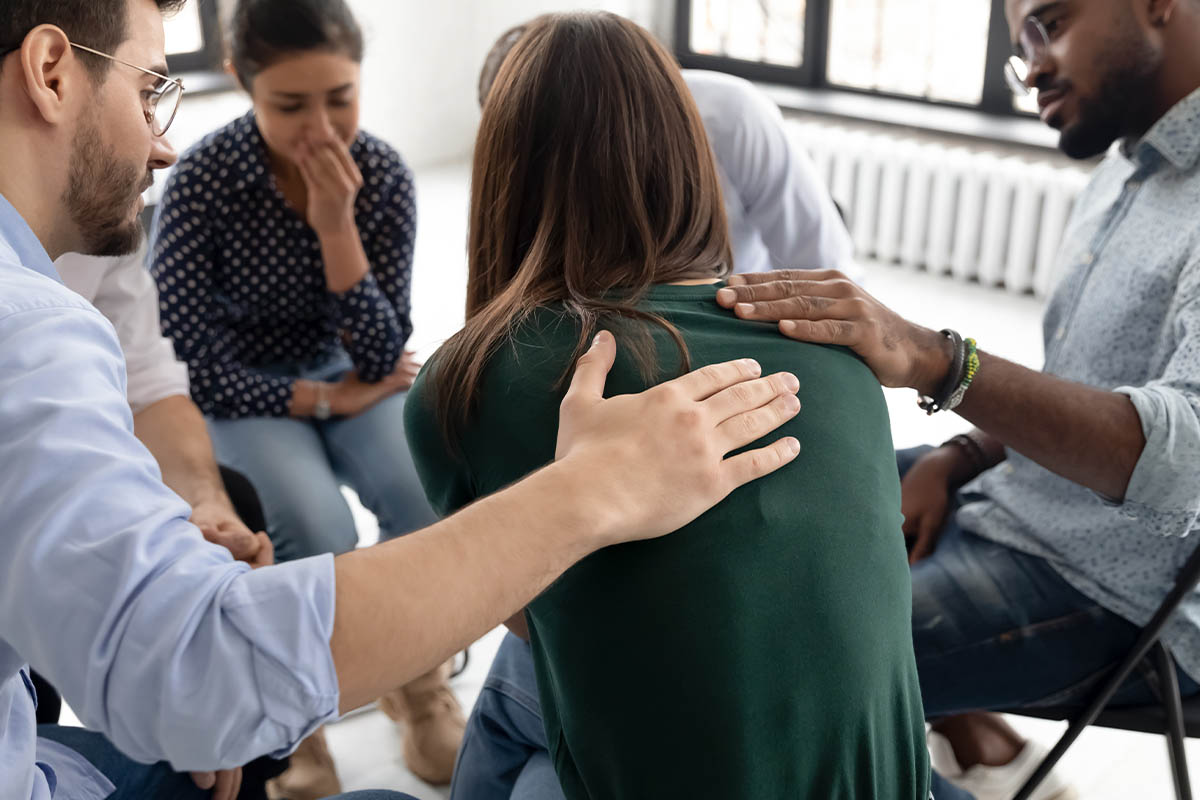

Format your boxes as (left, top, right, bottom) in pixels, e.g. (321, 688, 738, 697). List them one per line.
(151, 112, 415, 419)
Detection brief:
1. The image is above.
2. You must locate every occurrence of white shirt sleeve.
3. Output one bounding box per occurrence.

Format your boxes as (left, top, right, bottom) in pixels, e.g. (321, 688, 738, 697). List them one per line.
(55, 248, 191, 414)
(685, 70, 856, 276)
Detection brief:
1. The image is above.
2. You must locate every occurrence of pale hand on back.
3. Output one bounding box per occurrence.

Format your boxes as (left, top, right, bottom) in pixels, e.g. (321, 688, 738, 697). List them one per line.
(554, 330, 802, 547)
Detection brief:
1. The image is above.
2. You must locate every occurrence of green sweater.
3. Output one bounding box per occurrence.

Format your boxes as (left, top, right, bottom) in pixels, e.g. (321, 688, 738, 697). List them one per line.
(405, 283, 929, 800)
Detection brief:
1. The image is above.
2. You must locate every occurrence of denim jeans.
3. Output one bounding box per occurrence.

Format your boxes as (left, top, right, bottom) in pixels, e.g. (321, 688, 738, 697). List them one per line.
(37, 725, 419, 800)
(207, 352, 437, 563)
(450, 446, 1200, 800)
(901, 446, 1199, 715)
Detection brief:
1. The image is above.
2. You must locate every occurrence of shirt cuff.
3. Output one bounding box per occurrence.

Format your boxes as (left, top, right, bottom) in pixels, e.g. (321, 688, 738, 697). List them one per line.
(222, 553, 341, 751)
(330, 274, 403, 381)
(1114, 385, 1200, 536)
(331, 272, 385, 318)
(35, 738, 115, 800)
(126, 366, 191, 416)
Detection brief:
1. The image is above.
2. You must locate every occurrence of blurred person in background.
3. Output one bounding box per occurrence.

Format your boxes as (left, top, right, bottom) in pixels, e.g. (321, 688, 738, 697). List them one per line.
(151, 0, 458, 791)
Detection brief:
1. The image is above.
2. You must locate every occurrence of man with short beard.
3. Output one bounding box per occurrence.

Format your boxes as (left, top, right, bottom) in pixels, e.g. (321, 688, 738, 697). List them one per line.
(719, 0, 1200, 798)
(0, 1, 803, 799)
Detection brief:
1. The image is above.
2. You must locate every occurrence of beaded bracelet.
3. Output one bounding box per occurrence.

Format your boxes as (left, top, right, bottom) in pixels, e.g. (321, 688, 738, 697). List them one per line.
(918, 329, 965, 415)
(944, 338, 979, 412)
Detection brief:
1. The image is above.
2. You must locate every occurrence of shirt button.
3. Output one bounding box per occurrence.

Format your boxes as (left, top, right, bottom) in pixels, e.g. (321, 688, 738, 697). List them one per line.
(1081, 253, 1094, 265)
(1128, 180, 1141, 190)
(1055, 327, 1066, 340)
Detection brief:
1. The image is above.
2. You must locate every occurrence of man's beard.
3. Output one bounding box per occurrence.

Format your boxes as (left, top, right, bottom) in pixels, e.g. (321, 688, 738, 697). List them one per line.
(63, 120, 150, 257)
(1056, 34, 1159, 160)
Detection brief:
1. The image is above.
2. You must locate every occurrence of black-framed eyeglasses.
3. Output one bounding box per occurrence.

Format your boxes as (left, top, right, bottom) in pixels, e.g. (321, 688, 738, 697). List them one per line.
(0, 40, 184, 136)
(1004, 16, 1050, 97)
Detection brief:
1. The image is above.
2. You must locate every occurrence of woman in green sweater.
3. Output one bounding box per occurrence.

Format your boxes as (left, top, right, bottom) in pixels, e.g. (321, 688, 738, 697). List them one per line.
(404, 12, 928, 799)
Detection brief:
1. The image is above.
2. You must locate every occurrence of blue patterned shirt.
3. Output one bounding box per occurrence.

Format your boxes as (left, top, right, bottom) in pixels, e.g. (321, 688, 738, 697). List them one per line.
(960, 88, 1200, 680)
(151, 112, 416, 419)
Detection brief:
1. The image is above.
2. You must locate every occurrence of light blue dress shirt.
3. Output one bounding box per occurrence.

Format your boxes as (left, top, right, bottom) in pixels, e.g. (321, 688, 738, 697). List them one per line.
(960, 89, 1200, 681)
(0, 194, 341, 799)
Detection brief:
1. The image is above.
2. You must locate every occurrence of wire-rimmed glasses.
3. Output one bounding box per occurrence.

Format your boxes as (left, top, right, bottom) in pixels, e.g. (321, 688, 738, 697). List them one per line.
(0, 40, 184, 136)
(68, 42, 184, 136)
(1004, 16, 1050, 97)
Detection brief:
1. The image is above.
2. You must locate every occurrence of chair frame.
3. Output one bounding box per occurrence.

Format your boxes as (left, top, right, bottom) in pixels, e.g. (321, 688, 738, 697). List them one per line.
(1003, 537, 1200, 800)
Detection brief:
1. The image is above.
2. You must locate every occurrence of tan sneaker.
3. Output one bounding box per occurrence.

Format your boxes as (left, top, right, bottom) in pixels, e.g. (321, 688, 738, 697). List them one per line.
(379, 659, 467, 785)
(265, 726, 342, 800)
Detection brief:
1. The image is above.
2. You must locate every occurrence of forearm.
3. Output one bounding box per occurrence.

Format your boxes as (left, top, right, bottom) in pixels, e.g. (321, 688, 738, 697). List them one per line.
(133, 395, 228, 507)
(955, 353, 1145, 500)
(331, 462, 611, 712)
(318, 223, 370, 294)
(718, 274, 1146, 498)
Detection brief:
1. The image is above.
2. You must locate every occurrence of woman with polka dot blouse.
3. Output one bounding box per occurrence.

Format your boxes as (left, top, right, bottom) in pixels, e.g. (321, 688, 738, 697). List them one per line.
(151, 0, 465, 789)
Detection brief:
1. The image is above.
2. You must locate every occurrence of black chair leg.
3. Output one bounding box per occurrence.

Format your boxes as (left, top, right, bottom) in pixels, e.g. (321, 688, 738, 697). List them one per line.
(1014, 649, 1170, 799)
(1154, 642, 1193, 800)
(1012, 717, 1082, 800)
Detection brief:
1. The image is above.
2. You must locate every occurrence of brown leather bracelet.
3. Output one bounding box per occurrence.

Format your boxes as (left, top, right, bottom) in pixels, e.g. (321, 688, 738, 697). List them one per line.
(942, 433, 987, 474)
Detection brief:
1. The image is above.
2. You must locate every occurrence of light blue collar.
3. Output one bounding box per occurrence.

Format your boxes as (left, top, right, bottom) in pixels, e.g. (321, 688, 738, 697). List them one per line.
(1130, 86, 1200, 173)
(0, 192, 58, 282)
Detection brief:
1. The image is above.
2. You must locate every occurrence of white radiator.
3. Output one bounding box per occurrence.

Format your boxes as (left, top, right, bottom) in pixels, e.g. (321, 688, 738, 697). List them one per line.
(786, 120, 1092, 297)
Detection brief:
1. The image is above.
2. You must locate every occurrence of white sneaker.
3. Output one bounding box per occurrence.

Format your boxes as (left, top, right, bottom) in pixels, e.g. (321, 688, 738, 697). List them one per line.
(927, 730, 1080, 800)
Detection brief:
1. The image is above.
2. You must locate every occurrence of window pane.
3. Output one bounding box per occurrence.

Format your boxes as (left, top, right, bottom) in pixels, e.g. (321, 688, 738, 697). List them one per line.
(689, 0, 806, 68)
(827, 0, 991, 104)
(164, 5, 204, 56)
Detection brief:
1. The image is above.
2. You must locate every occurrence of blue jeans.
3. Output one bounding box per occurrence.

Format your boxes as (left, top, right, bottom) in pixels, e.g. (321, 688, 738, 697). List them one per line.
(450, 635, 562, 800)
(37, 725, 418, 800)
(451, 446, 1200, 800)
(901, 446, 1199, 714)
(207, 353, 437, 563)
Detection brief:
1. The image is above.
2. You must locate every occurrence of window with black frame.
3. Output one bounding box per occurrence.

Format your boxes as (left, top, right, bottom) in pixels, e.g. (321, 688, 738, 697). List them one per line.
(164, 0, 222, 75)
(676, 0, 1037, 117)
(688, 0, 807, 68)
(826, 0, 990, 104)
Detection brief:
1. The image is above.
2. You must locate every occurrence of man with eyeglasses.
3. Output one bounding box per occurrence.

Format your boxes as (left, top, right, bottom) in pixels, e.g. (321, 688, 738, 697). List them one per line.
(0, 2, 804, 800)
(720, 0, 1200, 798)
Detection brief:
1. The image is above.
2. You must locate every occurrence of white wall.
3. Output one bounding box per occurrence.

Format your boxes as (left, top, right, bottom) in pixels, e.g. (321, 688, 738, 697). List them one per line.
(174, 1, 672, 171)
(350, 0, 672, 168)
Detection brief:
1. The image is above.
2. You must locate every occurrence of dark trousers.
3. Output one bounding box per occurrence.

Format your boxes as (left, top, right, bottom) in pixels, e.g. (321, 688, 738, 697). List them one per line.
(33, 465, 284, 799)
(40, 725, 412, 800)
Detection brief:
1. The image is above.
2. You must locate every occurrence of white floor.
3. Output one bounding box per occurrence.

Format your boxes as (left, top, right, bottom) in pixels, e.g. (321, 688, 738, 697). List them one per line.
(66, 161, 1194, 798)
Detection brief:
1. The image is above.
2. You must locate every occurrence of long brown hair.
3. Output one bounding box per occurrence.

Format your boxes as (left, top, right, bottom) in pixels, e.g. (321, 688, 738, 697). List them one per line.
(430, 12, 732, 448)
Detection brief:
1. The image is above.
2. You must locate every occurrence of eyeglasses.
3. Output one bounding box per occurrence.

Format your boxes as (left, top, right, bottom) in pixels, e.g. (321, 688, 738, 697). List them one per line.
(69, 43, 184, 136)
(1004, 16, 1050, 97)
(0, 40, 184, 136)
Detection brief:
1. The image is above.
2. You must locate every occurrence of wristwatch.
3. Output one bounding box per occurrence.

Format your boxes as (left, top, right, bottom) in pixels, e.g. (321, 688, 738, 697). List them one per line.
(313, 381, 332, 420)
